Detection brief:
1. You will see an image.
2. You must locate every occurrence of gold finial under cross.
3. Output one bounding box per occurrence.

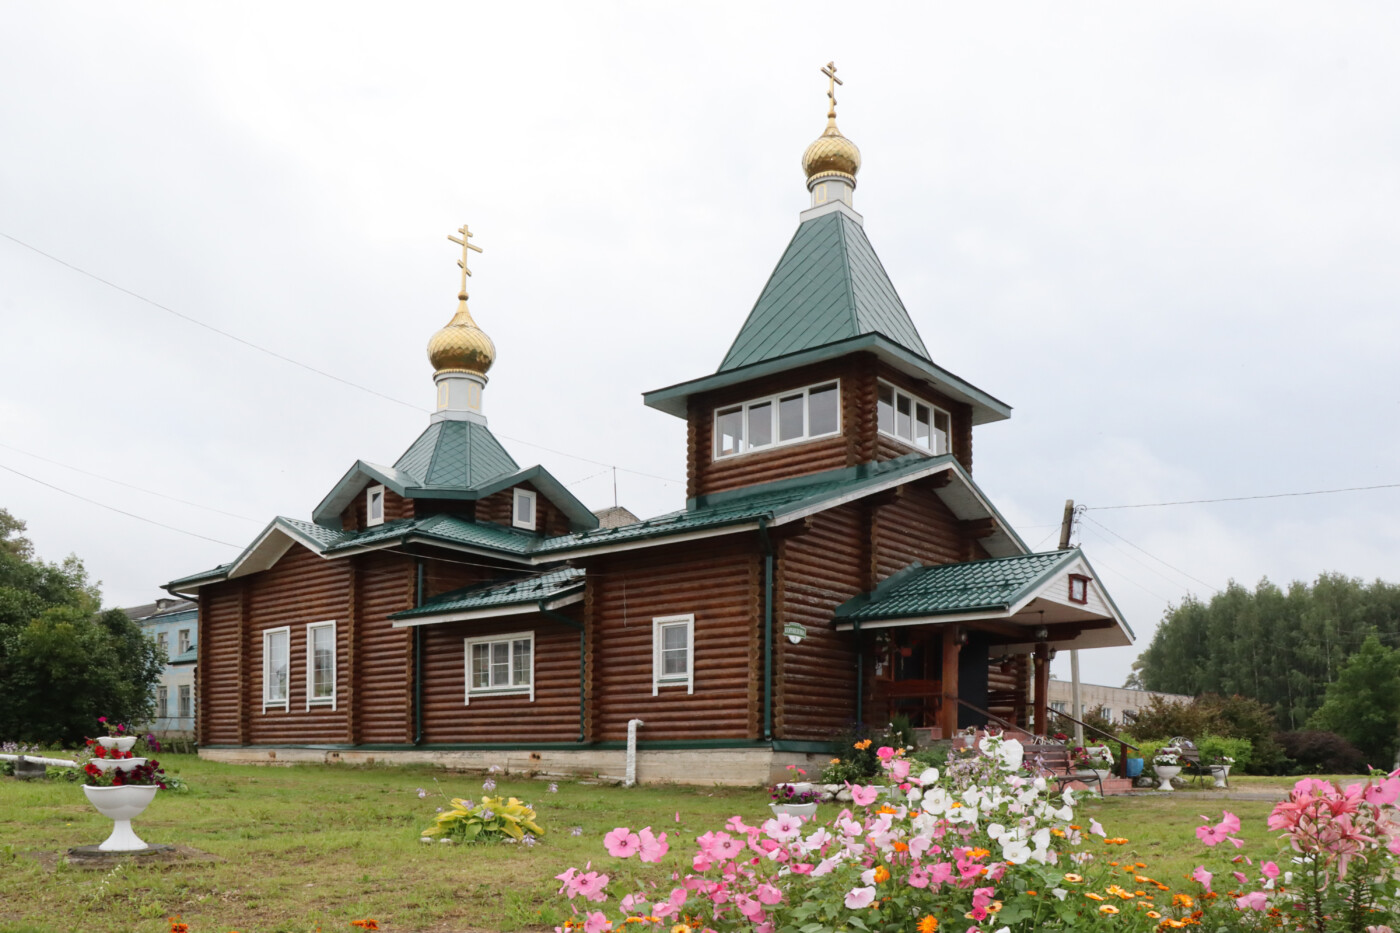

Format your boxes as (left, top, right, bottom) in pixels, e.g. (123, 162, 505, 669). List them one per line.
(821, 61, 843, 120)
(447, 224, 483, 296)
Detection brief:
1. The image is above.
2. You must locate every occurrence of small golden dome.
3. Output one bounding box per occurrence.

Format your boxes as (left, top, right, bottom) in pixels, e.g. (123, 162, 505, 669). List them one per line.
(428, 296, 496, 377)
(802, 118, 861, 186)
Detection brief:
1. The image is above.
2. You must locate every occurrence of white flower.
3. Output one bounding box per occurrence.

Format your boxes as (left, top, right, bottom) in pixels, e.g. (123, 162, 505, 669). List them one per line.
(1052, 888, 1068, 901)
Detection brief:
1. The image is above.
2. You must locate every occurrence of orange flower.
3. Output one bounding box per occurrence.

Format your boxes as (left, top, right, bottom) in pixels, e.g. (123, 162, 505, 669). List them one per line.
(1135, 862, 1147, 868)
(876, 806, 898, 815)
(854, 739, 872, 750)
(1146, 910, 1162, 919)
(892, 841, 909, 853)
(967, 847, 990, 859)
(1099, 905, 1120, 915)
(917, 917, 939, 933)
(1085, 892, 1105, 901)
(351, 923, 380, 932)
(1026, 891, 1037, 896)
(873, 866, 891, 883)
(169, 920, 189, 933)
(1063, 873, 1084, 883)
(829, 758, 841, 764)
(1172, 894, 1194, 909)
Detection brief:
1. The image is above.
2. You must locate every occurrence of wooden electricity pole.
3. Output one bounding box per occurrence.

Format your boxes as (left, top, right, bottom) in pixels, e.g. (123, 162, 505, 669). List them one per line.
(1060, 499, 1084, 746)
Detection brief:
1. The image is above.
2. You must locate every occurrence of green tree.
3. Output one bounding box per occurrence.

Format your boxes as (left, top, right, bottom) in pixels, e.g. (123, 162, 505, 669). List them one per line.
(0, 508, 162, 745)
(1308, 635, 1400, 768)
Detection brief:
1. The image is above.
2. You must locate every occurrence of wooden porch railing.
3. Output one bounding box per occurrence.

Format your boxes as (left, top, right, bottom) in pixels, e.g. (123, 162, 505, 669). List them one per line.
(1047, 709, 1140, 778)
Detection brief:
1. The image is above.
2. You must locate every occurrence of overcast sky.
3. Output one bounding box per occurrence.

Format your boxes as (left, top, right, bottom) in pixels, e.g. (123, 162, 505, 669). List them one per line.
(3, 3, 1398, 689)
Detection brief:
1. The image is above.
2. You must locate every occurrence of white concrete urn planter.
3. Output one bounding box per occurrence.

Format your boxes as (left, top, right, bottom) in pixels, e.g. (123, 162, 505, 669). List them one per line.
(1154, 764, 1182, 791)
(1092, 768, 1113, 788)
(1210, 765, 1231, 788)
(96, 736, 138, 753)
(83, 784, 159, 851)
(90, 757, 145, 774)
(769, 802, 818, 819)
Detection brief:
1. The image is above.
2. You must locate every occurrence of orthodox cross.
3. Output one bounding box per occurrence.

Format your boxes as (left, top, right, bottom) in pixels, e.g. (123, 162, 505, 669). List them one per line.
(447, 224, 483, 295)
(821, 61, 842, 119)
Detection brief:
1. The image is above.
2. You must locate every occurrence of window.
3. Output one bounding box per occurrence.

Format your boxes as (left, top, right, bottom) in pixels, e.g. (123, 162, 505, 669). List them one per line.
(1050, 700, 1066, 713)
(156, 631, 168, 654)
(1101, 707, 1114, 724)
(437, 381, 450, 410)
(713, 381, 840, 459)
(1068, 574, 1090, 605)
(178, 684, 193, 720)
(464, 632, 534, 704)
(652, 614, 694, 695)
(262, 627, 290, 710)
(512, 488, 538, 530)
(306, 621, 336, 709)
(366, 484, 385, 527)
(156, 685, 169, 719)
(877, 381, 951, 455)
(177, 629, 191, 654)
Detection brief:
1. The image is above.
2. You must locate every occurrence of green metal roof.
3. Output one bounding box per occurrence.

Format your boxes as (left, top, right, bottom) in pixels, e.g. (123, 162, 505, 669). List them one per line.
(390, 568, 585, 620)
(394, 420, 519, 488)
(834, 550, 1079, 622)
(321, 512, 542, 557)
(719, 211, 929, 371)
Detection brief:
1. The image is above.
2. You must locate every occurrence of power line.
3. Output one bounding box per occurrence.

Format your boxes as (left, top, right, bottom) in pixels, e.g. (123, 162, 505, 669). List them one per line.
(1088, 481, 1400, 512)
(0, 461, 242, 548)
(1073, 547, 1176, 604)
(1082, 514, 1220, 594)
(0, 441, 260, 523)
(1, 231, 683, 487)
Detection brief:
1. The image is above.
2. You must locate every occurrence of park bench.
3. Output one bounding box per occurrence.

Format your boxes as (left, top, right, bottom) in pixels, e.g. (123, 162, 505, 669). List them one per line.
(1024, 741, 1108, 796)
(1163, 737, 1223, 788)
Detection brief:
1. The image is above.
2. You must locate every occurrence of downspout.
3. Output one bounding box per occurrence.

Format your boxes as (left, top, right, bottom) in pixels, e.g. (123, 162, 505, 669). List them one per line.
(854, 619, 863, 732)
(540, 604, 586, 744)
(414, 560, 424, 746)
(758, 517, 774, 743)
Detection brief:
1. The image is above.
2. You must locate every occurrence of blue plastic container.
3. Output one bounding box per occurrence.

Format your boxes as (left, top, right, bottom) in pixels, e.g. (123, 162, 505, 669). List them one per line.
(1125, 757, 1144, 778)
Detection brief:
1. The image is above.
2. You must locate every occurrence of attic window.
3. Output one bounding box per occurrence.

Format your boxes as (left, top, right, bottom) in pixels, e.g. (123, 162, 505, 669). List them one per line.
(366, 485, 386, 527)
(714, 380, 840, 459)
(1068, 574, 1090, 605)
(513, 488, 537, 530)
(877, 382, 950, 455)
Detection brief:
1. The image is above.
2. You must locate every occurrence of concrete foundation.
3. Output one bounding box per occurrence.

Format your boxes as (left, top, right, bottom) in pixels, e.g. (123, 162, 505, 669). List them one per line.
(199, 746, 832, 786)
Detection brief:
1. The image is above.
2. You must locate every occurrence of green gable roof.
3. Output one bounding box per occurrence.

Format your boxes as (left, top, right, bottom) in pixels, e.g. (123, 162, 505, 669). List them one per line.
(394, 420, 519, 488)
(834, 550, 1079, 622)
(390, 568, 585, 621)
(718, 211, 929, 371)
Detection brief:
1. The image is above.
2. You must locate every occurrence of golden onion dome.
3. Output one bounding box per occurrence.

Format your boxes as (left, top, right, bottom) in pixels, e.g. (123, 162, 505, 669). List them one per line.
(802, 117, 861, 186)
(427, 295, 496, 377)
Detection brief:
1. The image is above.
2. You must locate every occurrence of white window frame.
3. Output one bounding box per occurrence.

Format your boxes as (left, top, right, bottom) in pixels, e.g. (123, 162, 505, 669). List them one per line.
(306, 620, 337, 710)
(652, 614, 695, 695)
(177, 628, 191, 654)
(463, 631, 535, 705)
(366, 484, 386, 527)
(178, 684, 193, 720)
(155, 631, 169, 654)
(512, 488, 538, 530)
(262, 626, 290, 711)
(156, 685, 169, 719)
(713, 380, 841, 460)
(877, 380, 952, 455)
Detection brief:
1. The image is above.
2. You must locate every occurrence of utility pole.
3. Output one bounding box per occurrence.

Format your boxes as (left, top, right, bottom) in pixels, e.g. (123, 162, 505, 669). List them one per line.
(1060, 499, 1084, 747)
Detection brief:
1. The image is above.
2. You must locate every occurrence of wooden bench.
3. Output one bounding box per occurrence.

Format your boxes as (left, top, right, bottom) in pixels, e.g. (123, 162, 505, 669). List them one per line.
(1165, 737, 1222, 788)
(1024, 742, 1107, 796)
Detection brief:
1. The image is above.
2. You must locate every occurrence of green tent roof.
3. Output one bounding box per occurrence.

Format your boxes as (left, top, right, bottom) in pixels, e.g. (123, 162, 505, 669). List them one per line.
(394, 420, 519, 488)
(718, 210, 929, 371)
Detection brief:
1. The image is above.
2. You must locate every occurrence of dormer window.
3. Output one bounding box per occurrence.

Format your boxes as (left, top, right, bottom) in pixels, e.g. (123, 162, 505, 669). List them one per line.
(366, 485, 385, 527)
(714, 381, 840, 459)
(1068, 574, 1090, 605)
(878, 382, 950, 455)
(513, 488, 537, 530)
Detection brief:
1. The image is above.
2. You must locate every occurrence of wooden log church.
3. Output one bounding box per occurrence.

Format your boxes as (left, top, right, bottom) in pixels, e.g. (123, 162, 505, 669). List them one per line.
(167, 67, 1132, 784)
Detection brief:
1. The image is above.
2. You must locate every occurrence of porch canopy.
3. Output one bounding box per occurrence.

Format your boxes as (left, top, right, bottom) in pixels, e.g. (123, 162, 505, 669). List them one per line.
(831, 549, 1133, 736)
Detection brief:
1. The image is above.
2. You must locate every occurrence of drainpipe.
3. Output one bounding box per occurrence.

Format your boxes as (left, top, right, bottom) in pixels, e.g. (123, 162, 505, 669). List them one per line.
(758, 517, 774, 743)
(540, 604, 586, 743)
(854, 620, 863, 732)
(625, 718, 644, 787)
(414, 560, 425, 746)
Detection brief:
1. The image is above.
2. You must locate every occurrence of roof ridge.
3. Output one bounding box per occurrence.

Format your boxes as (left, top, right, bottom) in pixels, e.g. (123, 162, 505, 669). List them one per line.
(834, 212, 860, 339)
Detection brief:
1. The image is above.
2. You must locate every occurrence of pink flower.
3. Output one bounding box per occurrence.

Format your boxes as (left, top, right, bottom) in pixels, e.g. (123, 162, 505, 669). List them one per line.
(583, 911, 611, 933)
(1235, 891, 1269, 911)
(1192, 866, 1213, 892)
(755, 883, 783, 906)
(711, 832, 745, 860)
(763, 813, 802, 842)
(604, 827, 641, 858)
(972, 886, 995, 910)
(637, 827, 669, 863)
(572, 871, 610, 903)
(1197, 811, 1243, 848)
(927, 862, 953, 884)
(889, 759, 912, 781)
(1089, 818, 1106, 837)
(876, 746, 897, 762)
(847, 783, 879, 807)
(735, 893, 764, 920)
(907, 867, 930, 888)
(1365, 777, 1400, 806)
(1261, 861, 1280, 879)
(844, 886, 876, 909)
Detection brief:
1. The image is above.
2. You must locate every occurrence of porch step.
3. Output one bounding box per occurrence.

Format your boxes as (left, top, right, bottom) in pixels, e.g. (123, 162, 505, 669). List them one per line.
(1060, 775, 1135, 797)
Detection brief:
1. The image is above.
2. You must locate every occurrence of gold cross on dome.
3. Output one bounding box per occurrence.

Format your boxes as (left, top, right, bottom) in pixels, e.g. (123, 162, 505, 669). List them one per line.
(447, 224, 483, 295)
(821, 61, 843, 119)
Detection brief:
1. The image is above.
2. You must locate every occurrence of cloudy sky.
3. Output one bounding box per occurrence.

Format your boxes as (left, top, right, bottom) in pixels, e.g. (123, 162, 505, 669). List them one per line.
(3, 3, 1398, 689)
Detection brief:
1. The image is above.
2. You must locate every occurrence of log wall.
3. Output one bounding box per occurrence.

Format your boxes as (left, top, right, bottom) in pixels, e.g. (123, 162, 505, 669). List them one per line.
(420, 612, 584, 743)
(583, 538, 760, 742)
(341, 486, 415, 533)
(872, 483, 980, 582)
(477, 482, 575, 536)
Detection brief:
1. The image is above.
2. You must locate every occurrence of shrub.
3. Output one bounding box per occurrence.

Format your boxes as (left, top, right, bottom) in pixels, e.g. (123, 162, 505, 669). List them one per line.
(1195, 734, 1253, 771)
(1277, 730, 1367, 774)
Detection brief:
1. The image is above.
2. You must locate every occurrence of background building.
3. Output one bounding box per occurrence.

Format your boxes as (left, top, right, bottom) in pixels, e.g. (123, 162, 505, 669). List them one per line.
(123, 597, 198, 735)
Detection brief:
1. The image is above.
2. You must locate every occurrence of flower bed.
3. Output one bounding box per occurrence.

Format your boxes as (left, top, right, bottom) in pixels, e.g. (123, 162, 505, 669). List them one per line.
(555, 736, 1400, 933)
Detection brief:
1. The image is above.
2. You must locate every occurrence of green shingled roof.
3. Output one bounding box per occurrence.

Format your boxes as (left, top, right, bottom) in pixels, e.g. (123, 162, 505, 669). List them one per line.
(391, 568, 584, 620)
(834, 550, 1079, 622)
(322, 512, 542, 556)
(394, 420, 519, 488)
(719, 211, 929, 371)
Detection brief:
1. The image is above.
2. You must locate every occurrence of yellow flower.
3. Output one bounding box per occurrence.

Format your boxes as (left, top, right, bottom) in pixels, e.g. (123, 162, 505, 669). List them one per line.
(1146, 911, 1161, 919)
(829, 758, 841, 765)
(917, 917, 939, 933)
(854, 739, 873, 750)
(1064, 873, 1084, 883)
(671, 926, 690, 933)
(1099, 905, 1119, 915)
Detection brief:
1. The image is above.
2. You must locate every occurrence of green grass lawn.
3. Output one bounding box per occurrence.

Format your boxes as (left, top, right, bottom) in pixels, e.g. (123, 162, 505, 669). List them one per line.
(0, 756, 1344, 933)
